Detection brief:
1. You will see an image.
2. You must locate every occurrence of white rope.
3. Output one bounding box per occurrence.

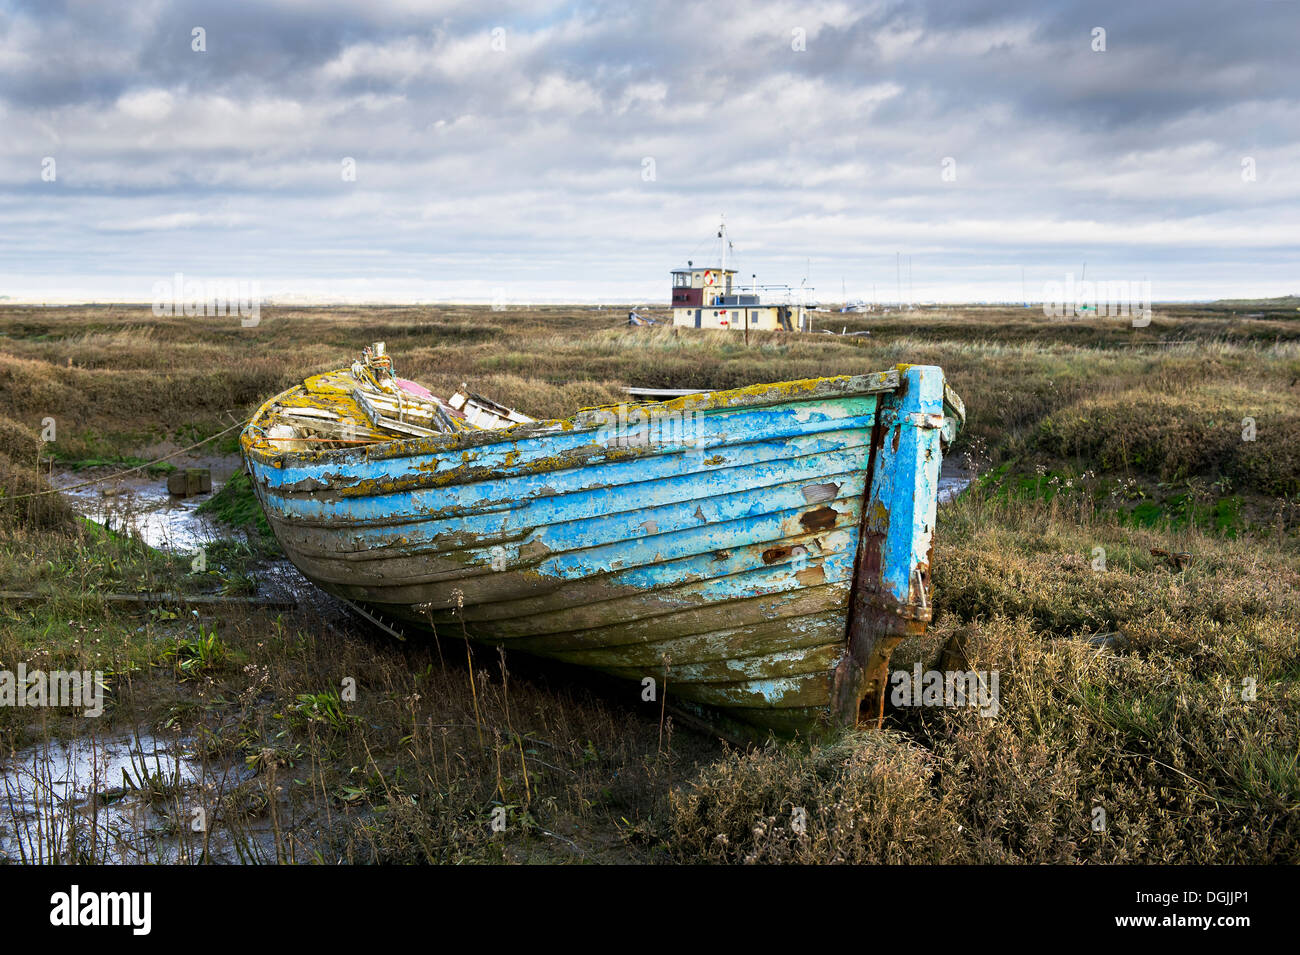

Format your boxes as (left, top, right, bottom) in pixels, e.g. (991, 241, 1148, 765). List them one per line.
(3, 421, 245, 501)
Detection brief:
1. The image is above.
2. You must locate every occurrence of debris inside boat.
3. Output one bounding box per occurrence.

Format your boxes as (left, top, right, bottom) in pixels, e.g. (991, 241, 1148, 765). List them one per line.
(250, 342, 533, 451)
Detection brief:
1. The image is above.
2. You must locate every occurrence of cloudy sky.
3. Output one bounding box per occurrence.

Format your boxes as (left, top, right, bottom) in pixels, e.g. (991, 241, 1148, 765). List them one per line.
(1, 0, 1297, 304)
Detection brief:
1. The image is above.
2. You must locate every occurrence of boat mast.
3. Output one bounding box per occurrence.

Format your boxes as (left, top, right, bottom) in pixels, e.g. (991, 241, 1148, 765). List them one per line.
(718, 214, 727, 275)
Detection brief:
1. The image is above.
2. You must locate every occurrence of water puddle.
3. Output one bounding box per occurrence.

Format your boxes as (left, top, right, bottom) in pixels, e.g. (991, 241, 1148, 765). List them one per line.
(3, 465, 332, 864)
(0, 731, 276, 864)
(939, 462, 973, 504)
(53, 458, 240, 554)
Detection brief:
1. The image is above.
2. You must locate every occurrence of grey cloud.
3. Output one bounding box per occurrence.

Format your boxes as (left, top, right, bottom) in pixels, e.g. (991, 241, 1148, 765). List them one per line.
(0, 0, 1296, 302)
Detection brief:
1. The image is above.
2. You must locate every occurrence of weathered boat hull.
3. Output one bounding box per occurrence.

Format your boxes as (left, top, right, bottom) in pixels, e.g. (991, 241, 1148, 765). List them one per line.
(241, 365, 964, 735)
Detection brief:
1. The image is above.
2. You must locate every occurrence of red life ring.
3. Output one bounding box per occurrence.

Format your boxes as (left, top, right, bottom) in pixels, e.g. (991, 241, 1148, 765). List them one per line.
(704, 271, 716, 286)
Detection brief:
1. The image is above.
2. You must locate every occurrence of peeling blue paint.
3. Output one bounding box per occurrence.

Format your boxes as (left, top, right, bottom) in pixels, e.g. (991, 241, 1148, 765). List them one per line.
(242, 366, 964, 732)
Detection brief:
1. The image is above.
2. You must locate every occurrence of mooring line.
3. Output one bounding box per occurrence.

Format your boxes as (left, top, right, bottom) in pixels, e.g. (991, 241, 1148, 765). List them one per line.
(3, 421, 245, 501)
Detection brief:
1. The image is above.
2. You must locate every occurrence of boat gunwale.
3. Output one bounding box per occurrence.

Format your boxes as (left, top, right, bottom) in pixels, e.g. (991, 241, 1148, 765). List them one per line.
(256, 415, 878, 510)
(242, 369, 902, 470)
(942, 380, 966, 426)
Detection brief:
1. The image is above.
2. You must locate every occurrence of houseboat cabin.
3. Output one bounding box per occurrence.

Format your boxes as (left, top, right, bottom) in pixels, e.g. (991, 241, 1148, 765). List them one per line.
(669, 220, 811, 332)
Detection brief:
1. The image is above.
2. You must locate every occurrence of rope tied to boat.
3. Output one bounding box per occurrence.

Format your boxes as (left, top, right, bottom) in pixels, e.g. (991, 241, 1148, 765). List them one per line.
(2, 421, 245, 501)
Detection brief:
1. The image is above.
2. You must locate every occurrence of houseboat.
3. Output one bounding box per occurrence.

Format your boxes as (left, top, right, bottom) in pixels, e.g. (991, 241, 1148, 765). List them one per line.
(671, 219, 812, 332)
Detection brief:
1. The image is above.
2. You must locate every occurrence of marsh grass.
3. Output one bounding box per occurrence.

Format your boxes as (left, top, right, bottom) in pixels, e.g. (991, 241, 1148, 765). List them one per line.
(672, 487, 1299, 864)
(1, 303, 1297, 863)
(0, 517, 704, 863)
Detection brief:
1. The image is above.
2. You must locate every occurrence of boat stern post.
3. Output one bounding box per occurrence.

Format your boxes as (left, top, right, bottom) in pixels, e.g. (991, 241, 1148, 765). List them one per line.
(833, 364, 948, 729)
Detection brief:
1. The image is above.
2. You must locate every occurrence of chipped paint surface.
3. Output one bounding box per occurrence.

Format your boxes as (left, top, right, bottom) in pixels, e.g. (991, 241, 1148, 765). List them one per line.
(242, 366, 963, 735)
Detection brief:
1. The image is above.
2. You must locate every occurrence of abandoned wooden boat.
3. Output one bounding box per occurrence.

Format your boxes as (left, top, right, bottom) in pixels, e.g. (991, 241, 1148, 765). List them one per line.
(241, 344, 966, 736)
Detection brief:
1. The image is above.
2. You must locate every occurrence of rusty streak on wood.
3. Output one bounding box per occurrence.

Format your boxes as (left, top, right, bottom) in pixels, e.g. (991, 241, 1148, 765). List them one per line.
(834, 408, 889, 728)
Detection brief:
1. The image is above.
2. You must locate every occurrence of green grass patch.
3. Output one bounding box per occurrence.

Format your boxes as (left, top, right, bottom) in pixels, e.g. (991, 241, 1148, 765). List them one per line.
(59, 455, 177, 475)
(198, 469, 274, 540)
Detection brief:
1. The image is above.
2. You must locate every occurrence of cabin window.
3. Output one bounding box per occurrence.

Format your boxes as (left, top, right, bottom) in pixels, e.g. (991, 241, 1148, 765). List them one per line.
(673, 273, 689, 288)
